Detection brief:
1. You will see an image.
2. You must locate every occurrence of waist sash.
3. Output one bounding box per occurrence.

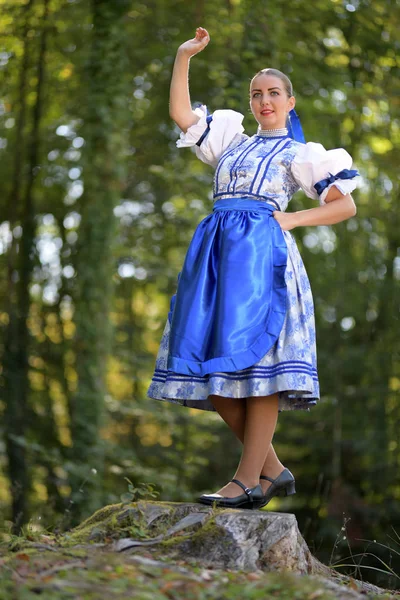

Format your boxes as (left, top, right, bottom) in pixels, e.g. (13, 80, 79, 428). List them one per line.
(213, 198, 279, 213)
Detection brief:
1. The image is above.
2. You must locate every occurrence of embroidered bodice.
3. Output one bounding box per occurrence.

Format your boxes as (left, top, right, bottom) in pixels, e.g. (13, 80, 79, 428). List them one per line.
(214, 135, 302, 211)
(176, 104, 360, 210)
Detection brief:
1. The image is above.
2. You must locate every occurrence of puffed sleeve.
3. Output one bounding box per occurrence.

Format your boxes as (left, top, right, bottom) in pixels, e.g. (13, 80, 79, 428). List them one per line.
(176, 104, 246, 168)
(291, 142, 360, 205)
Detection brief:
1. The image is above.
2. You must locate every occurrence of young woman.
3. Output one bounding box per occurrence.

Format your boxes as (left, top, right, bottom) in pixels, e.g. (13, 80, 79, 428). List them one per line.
(148, 27, 358, 509)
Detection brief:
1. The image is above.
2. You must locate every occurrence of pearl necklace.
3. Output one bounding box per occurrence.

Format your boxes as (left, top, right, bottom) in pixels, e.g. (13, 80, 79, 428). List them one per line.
(256, 127, 288, 138)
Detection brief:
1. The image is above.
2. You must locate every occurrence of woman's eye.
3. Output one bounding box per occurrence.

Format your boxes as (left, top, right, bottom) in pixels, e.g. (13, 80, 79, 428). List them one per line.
(271, 91, 279, 96)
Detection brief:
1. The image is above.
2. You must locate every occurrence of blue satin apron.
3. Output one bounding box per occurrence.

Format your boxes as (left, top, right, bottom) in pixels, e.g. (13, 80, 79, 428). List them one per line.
(167, 197, 288, 376)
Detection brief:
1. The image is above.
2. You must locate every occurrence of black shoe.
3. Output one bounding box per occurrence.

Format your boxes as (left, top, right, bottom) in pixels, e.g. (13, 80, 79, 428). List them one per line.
(258, 468, 296, 508)
(197, 478, 264, 509)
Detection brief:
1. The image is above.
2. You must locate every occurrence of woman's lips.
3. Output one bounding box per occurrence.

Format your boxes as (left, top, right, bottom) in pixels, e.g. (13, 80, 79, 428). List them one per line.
(261, 110, 274, 115)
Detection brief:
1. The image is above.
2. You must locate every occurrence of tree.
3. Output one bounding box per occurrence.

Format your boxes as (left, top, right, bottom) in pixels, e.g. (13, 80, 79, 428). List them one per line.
(2, 0, 49, 532)
(68, 0, 132, 522)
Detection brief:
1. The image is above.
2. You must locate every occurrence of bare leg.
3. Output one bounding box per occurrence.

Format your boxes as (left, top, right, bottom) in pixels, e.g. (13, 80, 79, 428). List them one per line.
(260, 444, 285, 486)
(209, 394, 284, 497)
(209, 395, 246, 440)
(209, 395, 285, 494)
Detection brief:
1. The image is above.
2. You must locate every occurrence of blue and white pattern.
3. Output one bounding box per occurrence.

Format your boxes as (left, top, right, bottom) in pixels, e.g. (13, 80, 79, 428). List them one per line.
(213, 135, 302, 211)
(147, 107, 359, 412)
(148, 229, 319, 412)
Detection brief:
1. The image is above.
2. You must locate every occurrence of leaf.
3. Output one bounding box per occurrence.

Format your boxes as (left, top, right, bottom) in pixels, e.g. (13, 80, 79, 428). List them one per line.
(348, 579, 359, 591)
(308, 591, 324, 599)
(247, 572, 262, 581)
(15, 553, 30, 562)
(120, 492, 133, 503)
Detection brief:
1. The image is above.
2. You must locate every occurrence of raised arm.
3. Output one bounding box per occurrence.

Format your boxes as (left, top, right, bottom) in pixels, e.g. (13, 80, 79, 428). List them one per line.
(169, 27, 210, 133)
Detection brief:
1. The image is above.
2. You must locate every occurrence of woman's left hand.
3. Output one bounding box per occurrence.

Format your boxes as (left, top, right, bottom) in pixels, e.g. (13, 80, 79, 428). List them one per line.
(273, 211, 298, 231)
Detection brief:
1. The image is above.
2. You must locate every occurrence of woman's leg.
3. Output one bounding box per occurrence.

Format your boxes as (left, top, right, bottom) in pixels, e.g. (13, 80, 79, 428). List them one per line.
(209, 395, 285, 485)
(209, 395, 285, 488)
(260, 444, 285, 490)
(209, 394, 284, 497)
(209, 395, 247, 440)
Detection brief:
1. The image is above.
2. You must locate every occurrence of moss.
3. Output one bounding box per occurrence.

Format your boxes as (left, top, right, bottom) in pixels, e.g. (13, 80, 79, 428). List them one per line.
(60, 504, 130, 546)
(188, 516, 227, 549)
(71, 502, 125, 531)
(59, 500, 184, 546)
(157, 513, 229, 561)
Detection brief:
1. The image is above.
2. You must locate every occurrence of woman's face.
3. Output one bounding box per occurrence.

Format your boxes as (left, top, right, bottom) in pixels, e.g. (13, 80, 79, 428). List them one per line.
(249, 74, 295, 130)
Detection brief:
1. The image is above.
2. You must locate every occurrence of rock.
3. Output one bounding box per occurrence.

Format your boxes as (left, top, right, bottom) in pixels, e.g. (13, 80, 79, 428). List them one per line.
(66, 501, 395, 597)
(160, 505, 313, 573)
(113, 511, 209, 551)
(78, 501, 313, 573)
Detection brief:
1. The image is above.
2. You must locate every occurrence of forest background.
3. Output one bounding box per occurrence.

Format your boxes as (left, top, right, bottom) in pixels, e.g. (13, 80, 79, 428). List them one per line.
(0, 0, 399, 589)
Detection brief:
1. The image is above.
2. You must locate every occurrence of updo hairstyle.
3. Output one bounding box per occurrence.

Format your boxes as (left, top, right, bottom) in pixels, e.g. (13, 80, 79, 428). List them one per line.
(250, 68, 294, 98)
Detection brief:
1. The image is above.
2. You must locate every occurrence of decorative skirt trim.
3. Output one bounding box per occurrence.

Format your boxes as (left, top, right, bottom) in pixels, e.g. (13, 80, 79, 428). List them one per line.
(147, 364, 319, 413)
(152, 360, 318, 384)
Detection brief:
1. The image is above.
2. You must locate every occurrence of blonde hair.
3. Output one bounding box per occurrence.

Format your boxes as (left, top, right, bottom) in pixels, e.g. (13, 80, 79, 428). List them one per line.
(250, 68, 294, 97)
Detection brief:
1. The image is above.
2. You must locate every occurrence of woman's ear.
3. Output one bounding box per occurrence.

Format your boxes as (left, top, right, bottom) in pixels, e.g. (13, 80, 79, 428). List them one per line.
(288, 96, 296, 112)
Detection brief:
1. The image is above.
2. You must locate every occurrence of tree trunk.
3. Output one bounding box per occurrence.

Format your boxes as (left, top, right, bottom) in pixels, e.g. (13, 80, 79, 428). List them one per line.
(68, 0, 131, 522)
(3, 0, 48, 532)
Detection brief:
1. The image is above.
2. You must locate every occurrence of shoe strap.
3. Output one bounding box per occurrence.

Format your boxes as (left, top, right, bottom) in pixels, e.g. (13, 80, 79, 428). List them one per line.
(260, 475, 275, 483)
(231, 478, 253, 497)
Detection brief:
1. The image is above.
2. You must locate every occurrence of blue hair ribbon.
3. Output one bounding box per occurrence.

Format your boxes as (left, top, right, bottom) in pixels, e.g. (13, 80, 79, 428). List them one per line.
(287, 108, 306, 144)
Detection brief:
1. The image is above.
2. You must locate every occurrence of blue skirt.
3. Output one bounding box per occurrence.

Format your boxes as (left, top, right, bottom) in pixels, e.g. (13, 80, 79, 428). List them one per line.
(148, 196, 320, 411)
(167, 198, 288, 376)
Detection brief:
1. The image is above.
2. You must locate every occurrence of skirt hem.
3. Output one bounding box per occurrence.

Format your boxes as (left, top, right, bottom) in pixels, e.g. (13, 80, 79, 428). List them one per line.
(147, 390, 319, 413)
(147, 383, 319, 413)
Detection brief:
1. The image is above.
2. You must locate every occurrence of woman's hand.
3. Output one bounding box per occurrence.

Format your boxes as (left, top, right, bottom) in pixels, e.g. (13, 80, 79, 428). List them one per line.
(169, 28, 210, 131)
(178, 27, 210, 58)
(273, 211, 298, 231)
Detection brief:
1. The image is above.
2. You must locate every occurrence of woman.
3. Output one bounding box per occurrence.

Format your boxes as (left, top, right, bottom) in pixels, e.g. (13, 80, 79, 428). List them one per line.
(147, 27, 358, 509)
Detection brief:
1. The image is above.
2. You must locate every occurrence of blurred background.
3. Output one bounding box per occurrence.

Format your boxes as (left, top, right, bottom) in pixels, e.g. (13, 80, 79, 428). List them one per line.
(0, 0, 399, 589)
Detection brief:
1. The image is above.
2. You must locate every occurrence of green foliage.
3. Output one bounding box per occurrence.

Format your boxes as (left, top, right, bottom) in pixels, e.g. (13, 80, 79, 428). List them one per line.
(120, 478, 160, 504)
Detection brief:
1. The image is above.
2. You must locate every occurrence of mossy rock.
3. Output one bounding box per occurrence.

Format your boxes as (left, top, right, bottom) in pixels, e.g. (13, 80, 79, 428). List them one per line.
(62, 501, 213, 546)
(1, 501, 396, 599)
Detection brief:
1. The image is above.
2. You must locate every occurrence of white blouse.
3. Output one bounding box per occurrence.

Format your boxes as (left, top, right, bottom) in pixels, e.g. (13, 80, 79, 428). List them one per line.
(177, 105, 360, 207)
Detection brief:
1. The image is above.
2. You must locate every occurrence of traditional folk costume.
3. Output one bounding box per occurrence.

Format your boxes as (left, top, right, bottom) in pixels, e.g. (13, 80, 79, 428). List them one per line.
(148, 106, 359, 412)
